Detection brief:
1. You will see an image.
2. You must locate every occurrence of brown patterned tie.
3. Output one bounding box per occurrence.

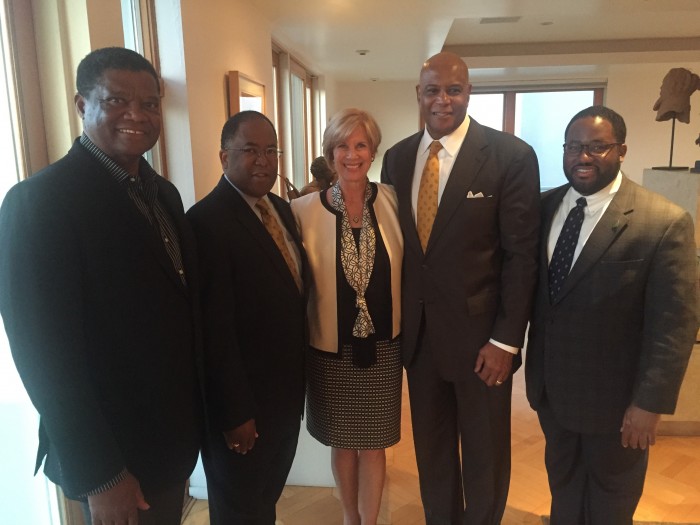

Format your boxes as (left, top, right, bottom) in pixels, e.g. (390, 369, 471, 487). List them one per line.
(255, 199, 303, 292)
(417, 140, 443, 252)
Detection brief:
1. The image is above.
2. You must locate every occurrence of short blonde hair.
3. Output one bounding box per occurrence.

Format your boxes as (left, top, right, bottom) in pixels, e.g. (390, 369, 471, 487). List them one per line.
(322, 108, 382, 170)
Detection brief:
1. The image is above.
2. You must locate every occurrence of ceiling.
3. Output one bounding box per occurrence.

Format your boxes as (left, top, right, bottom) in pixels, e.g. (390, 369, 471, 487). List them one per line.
(253, 0, 700, 82)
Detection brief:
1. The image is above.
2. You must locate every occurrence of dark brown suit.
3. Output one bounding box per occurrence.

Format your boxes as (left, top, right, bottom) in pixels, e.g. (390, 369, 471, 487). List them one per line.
(381, 119, 540, 524)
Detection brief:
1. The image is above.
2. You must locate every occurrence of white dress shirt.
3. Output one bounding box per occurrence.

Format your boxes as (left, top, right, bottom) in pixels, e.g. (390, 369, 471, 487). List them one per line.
(547, 172, 622, 268)
(410, 116, 471, 221)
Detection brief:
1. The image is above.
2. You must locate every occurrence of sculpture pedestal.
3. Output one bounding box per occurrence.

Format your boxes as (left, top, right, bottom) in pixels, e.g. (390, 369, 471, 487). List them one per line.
(642, 169, 700, 436)
(643, 168, 700, 247)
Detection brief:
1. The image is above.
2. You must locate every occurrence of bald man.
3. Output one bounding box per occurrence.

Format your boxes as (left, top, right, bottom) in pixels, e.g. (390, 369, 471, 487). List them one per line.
(381, 52, 540, 524)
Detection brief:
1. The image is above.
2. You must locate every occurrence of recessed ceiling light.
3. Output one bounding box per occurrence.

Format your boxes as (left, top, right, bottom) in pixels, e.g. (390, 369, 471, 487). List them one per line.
(356, 49, 370, 56)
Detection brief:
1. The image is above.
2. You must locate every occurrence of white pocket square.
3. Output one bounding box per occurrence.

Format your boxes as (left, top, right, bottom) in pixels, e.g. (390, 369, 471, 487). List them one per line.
(467, 191, 484, 198)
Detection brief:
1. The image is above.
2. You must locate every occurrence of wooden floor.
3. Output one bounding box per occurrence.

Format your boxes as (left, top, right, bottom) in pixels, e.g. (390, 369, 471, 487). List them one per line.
(183, 371, 700, 525)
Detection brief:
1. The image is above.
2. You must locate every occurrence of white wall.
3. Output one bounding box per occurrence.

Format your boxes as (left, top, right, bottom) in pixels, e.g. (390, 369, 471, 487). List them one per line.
(333, 80, 418, 181)
(155, 0, 277, 202)
(333, 59, 700, 186)
(607, 62, 700, 183)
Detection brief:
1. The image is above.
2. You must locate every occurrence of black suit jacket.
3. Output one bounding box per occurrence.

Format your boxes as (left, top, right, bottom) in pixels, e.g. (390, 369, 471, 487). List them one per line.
(526, 177, 698, 433)
(381, 119, 540, 379)
(0, 139, 203, 498)
(186, 176, 307, 434)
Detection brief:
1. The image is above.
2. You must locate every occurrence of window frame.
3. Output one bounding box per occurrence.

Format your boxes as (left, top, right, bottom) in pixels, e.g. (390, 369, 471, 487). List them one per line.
(272, 44, 321, 198)
(469, 85, 604, 134)
(121, 0, 168, 178)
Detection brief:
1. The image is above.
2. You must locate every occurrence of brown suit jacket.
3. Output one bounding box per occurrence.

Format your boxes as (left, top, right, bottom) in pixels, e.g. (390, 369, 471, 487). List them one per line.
(381, 119, 541, 379)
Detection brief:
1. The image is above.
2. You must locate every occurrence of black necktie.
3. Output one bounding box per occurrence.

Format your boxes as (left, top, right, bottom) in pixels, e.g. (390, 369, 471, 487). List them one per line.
(549, 197, 587, 301)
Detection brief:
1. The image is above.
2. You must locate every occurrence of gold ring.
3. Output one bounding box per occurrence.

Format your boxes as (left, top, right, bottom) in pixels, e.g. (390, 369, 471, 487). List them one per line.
(232, 443, 240, 447)
(495, 380, 503, 385)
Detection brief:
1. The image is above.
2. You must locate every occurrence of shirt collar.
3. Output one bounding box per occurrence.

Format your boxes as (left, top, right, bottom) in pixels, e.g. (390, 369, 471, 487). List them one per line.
(223, 174, 270, 210)
(80, 133, 156, 184)
(418, 115, 471, 158)
(564, 171, 622, 216)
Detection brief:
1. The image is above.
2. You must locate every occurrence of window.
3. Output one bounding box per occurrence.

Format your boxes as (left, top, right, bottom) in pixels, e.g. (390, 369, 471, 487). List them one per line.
(470, 87, 603, 190)
(467, 93, 504, 131)
(0, 5, 21, 193)
(289, 60, 308, 190)
(1, 0, 61, 522)
(272, 46, 322, 196)
(121, 0, 167, 176)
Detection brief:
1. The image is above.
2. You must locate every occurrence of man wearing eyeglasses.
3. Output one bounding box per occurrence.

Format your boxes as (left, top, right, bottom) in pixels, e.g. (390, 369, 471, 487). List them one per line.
(526, 105, 697, 524)
(186, 111, 307, 524)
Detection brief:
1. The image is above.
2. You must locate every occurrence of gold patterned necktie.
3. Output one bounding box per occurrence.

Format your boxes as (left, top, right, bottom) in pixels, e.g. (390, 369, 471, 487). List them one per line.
(255, 199, 303, 292)
(416, 140, 443, 252)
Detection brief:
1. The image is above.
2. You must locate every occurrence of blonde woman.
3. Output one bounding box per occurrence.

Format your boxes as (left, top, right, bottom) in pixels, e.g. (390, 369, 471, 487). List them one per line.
(291, 108, 402, 525)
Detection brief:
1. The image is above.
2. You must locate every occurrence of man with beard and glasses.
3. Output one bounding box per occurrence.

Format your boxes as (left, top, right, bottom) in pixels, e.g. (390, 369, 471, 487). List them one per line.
(526, 105, 697, 524)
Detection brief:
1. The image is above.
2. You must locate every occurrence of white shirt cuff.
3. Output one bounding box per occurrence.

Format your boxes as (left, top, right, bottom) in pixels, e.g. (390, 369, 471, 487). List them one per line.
(489, 338, 519, 355)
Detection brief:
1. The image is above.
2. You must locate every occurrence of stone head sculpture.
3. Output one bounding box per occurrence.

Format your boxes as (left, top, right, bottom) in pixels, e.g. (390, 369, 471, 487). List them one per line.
(653, 67, 700, 124)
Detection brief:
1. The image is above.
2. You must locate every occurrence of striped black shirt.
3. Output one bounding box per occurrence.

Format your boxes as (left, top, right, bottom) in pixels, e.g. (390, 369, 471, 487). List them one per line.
(80, 134, 187, 286)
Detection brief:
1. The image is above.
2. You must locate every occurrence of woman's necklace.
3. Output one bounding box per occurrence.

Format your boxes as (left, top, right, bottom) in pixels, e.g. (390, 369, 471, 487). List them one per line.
(346, 201, 363, 224)
(339, 181, 366, 225)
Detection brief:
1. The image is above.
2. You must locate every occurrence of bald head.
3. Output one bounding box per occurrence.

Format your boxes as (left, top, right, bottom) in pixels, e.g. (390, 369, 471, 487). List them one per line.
(417, 52, 471, 139)
(420, 52, 469, 83)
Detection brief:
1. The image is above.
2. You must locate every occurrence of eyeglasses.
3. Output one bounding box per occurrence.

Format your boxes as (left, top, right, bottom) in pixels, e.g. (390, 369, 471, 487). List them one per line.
(226, 147, 283, 160)
(563, 143, 623, 157)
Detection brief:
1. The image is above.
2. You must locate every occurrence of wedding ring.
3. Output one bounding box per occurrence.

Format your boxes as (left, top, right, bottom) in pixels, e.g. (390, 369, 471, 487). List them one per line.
(495, 380, 503, 385)
(232, 443, 240, 448)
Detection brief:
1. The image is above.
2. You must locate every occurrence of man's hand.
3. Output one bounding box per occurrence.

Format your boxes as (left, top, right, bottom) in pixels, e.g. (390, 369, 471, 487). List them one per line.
(87, 471, 149, 525)
(474, 342, 513, 386)
(620, 405, 661, 450)
(224, 418, 258, 454)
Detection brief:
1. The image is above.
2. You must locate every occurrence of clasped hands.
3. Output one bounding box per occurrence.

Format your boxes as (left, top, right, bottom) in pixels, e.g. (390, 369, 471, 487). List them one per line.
(224, 418, 258, 454)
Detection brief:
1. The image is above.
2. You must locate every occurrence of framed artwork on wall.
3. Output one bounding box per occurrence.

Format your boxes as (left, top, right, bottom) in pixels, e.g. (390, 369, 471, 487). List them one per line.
(227, 71, 265, 116)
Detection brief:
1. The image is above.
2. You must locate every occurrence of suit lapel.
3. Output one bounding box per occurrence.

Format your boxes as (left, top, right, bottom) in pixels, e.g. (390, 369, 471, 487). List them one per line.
(219, 179, 301, 295)
(394, 133, 423, 256)
(552, 178, 634, 304)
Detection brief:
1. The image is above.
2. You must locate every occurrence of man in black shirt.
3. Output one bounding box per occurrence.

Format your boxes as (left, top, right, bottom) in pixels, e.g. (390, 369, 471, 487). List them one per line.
(0, 47, 202, 525)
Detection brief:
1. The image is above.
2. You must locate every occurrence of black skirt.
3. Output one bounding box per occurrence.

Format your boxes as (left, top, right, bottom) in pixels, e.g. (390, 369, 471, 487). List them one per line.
(305, 338, 402, 449)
